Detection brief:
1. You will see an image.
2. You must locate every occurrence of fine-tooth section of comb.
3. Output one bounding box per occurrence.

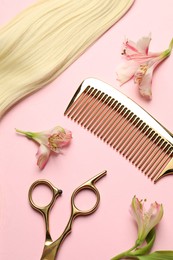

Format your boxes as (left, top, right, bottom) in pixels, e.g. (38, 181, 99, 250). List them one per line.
(64, 78, 173, 183)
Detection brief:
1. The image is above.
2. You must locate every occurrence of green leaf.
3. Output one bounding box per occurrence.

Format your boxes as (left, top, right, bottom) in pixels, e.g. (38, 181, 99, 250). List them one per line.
(131, 229, 156, 256)
(137, 251, 173, 260)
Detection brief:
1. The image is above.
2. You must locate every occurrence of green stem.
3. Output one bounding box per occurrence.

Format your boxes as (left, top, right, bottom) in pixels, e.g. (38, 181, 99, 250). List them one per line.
(111, 244, 138, 260)
(161, 38, 173, 58)
(169, 38, 173, 50)
(15, 128, 33, 138)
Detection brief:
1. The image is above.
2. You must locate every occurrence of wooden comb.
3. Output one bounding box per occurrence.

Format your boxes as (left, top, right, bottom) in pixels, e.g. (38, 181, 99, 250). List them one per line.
(64, 78, 173, 183)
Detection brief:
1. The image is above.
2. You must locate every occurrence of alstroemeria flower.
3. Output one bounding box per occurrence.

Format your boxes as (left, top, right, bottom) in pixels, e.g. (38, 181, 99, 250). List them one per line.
(116, 35, 173, 99)
(16, 125, 72, 169)
(131, 196, 163, 245)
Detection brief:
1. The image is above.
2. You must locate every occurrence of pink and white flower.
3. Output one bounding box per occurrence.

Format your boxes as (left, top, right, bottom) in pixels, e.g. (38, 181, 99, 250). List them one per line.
(16, 125, 72, 169)
(116, 35, 173, 99)
(131, 196, 163, 245)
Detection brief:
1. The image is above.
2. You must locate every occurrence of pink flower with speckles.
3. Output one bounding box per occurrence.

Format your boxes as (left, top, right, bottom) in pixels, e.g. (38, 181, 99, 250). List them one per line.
(131, 196, 163, 245)
(111, 196, 165, 260)
(16, 126, 72, 169)
(116, 35, 173, 99)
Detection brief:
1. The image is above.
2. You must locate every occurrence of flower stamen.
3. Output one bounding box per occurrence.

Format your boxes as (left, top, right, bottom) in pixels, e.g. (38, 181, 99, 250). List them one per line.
(134, 64, 148, 85)
(48, 133, 62, 151)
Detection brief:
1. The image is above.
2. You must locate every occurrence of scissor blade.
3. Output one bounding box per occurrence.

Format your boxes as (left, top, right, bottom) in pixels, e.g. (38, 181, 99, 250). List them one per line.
(40, 243, 57, 260)
(40, 237, 63, 260)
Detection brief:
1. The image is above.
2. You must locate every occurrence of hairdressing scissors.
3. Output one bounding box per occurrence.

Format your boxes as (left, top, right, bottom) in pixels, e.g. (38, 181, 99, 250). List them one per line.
(28, 170, 107, 260)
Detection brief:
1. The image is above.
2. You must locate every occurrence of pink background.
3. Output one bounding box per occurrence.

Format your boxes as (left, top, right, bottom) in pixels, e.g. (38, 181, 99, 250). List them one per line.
(1, 1, 173, 259)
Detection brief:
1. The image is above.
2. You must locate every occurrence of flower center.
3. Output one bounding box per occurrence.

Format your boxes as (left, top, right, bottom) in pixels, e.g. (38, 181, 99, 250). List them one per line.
(134, 64, 148, 84)
(48, 133, 63, 151)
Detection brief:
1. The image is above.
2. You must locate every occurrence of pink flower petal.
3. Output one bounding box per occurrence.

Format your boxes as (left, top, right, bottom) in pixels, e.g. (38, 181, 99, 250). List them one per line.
(138, 70, 153, 99)
(123, 35, 151, 58)
(36, 144, 50, 170)
(51, 126, 65, 134)
(116, 60, 139, 85)
(147, 202, 164, 231)
(123, 39, 139, 56)
(59, 129, 72, 147)
(136, 34, 151, 55)
(131, 196, 144, 236)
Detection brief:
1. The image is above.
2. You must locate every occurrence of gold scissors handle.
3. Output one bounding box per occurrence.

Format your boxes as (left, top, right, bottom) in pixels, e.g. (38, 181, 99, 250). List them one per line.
(28, 180, 62, 245)
(28, 170, 107, 260)
(71, 170, 106, 216)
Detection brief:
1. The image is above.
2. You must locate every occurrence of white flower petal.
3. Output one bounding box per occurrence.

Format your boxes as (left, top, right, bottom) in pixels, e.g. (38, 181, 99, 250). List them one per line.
(124, 39, 139, 56)
(136, 34, 151, 54)
(116, 60, 139, 85)
(36, 144, 50, 170)
(138, 70, 153, 99)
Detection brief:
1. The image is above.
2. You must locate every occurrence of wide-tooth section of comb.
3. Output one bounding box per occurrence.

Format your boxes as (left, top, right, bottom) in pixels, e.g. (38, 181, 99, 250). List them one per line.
(65, 78, 173, 182)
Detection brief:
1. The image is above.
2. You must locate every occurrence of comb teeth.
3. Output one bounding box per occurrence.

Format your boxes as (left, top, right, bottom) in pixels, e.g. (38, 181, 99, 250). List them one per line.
(65, 80, 173, 183)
